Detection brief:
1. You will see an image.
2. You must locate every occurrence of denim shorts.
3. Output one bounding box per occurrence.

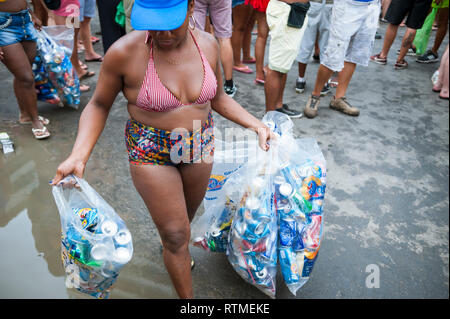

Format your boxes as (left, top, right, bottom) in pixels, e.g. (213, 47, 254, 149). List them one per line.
(0, 9, 38, 47)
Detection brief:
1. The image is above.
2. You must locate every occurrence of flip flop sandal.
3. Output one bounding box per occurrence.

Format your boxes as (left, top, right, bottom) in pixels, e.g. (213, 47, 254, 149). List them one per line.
(254, 78, 265, 85)
(243, 58, 256, 64)
(20, 115, 50, 125)
(32, 126, 50, 140)
(85, 56, 104, 62)
(233, 65, 253, 74)
(79, 70, 95, 81)
(91, 36, 100, 44)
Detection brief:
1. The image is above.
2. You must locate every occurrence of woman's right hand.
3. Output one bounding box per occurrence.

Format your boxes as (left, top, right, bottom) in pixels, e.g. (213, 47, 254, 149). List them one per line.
(51, 156, 86, 186)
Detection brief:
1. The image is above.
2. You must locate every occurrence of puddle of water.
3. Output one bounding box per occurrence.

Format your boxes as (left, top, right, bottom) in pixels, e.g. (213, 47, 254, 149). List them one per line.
(0, 121, 177, 299)
(0, 208, 68, 298)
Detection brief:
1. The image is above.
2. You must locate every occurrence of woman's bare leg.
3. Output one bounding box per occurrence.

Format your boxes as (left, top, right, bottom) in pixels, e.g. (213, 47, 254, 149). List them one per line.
(79, 17, 102, 61)
(1, 42, 46, 136)
(231, 4, 253, 68)
(254, 11, 269, 80)
(431, 7, 449, 55)
(243, 11, 255, 61)
(178, 162, 214, 222)
(130, 164, 194, 298)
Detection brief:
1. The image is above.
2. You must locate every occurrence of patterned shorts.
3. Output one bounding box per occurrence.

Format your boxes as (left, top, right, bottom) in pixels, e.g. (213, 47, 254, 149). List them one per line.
(125, 112, 215, 166)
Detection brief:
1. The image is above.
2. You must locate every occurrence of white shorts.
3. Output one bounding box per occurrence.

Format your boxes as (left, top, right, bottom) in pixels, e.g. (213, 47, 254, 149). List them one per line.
(321, 0, 381, 72)
(266, 0, 308, 74)
(296, 1, 333, 64)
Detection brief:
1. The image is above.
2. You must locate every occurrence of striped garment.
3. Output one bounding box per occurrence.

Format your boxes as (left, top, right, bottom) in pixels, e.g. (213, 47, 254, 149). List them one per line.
(136, 30, 218, 112)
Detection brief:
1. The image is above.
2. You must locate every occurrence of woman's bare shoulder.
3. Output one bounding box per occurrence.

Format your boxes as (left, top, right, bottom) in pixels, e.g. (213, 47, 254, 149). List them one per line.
(193, 29, 219, 60)
(103, 31, 148, 66)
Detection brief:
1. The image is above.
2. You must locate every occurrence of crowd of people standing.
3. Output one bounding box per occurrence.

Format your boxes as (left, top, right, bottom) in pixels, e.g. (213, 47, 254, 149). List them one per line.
(0, 0, 448, 140)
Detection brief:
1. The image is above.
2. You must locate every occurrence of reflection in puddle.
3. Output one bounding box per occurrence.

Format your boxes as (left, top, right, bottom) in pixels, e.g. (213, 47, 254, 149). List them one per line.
(0, 209, 68, 298)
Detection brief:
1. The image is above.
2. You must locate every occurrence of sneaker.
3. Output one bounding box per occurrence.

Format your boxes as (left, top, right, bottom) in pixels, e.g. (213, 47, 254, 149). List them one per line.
(329, 97, 360, 116)
(321, 82, 331, 96)
(304, 94, 321, 119)
(224, 83, 237, 98)
(295, 79, 306, 93)
(416, 50, 439, 64)
(375, 31, 382, 39)
(397, 47, 416, 56)
(394, 59, 408, 70)
(370, 53, 387, 65)
(275, 105, 303, 118)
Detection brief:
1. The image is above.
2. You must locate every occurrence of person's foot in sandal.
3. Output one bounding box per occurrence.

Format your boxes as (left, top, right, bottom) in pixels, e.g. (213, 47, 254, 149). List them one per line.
(19, 114, 49, 125)
(79, 61, 88, 70)
(78, 69, 96, 81)
(85, 53, 104, 62)
(242, 57, 256, 64)
(233, 64, 253, 74)
(31, 118, 50, 140)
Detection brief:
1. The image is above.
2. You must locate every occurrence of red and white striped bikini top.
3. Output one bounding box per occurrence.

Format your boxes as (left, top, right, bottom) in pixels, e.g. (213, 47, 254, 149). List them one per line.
(136, 30, 218, 112)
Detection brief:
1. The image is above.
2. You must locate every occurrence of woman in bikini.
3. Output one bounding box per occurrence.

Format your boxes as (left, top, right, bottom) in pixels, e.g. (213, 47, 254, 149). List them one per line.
(52, 0, 275, 298)
(0, 0, 50, 139)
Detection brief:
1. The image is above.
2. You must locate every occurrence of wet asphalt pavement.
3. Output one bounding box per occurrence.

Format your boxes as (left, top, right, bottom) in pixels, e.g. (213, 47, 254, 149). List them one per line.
(0, 15, 448, 299)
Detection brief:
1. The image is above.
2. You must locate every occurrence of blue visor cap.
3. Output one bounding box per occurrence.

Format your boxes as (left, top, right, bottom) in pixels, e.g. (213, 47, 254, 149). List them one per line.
(131, 0, 189, 31)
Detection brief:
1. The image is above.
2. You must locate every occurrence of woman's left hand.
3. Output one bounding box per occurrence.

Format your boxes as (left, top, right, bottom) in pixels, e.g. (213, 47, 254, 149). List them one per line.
(256, 125, 277, 151)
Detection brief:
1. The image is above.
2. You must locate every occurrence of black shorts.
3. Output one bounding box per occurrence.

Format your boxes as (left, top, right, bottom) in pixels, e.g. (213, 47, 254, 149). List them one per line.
(385, 0, 433, 30)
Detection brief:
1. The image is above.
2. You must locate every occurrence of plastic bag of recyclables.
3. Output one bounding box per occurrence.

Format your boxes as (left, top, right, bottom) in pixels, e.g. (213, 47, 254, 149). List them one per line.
(52, 175, 133, 299)
(191, 111, 327, 298)
(33, 26, 80, 109)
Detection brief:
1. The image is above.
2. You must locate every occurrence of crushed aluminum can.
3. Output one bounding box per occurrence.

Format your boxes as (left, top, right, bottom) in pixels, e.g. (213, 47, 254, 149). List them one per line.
(0, 132, 14, 154)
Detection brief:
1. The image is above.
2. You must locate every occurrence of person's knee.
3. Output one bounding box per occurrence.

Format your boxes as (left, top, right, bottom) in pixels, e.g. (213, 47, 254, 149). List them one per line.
(15, 72, 34, 88)
(160, 227, 190, 254)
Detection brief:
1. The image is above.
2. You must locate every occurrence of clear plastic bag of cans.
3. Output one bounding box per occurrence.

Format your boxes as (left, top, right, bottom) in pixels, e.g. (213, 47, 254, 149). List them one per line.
(275, 137, 326, 296)
(226, 137, 279, 298)
(33, 54, 62, 106)
(42, 25, 75, 53)
(191, 138, 252, 252)
(35, 28, 80, 109)
(52, 175, 133, 298)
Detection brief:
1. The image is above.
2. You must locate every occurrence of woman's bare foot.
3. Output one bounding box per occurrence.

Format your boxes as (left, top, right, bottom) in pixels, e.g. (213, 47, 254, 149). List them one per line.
(19, 114, 49, 125)
(79, 61, 88, 70)
(84, 51, 103, 62)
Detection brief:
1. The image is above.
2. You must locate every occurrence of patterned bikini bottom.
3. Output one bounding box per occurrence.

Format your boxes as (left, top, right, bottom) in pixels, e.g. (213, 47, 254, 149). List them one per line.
(125, 111, 215, 166)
